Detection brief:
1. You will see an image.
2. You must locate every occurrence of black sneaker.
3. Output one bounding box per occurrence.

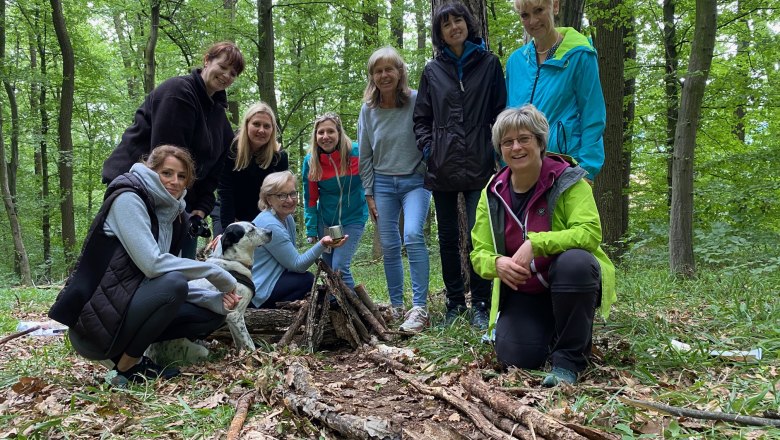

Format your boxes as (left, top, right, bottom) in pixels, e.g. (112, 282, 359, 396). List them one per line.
(443, 305, 468, 327)
(113, 356, 180, 385)
(470, 305, 489, 330)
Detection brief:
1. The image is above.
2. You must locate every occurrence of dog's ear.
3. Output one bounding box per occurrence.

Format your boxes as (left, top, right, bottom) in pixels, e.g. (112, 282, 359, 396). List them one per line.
(221, 224, 245, 255)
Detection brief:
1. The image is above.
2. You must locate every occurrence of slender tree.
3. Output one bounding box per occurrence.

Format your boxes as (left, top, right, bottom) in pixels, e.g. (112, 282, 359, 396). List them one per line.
(257, 0, 277, 115)
(663, 0, 679, 207)
(143, 0, 160, 94)
(49, 0, 76, 262)
(0, 0, 32, 285)
(669, 0, 717, 276)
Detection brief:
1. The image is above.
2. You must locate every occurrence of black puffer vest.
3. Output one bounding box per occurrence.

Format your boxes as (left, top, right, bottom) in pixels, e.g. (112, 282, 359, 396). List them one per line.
(48, 172, 187, 356)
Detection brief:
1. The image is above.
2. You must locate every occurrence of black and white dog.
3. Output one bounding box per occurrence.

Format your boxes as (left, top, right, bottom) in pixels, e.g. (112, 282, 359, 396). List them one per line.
(146, 221, 271, 365)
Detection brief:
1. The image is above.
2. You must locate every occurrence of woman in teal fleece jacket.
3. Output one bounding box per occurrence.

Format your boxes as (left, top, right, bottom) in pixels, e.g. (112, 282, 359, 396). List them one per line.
(506, 0, 606, 181)
(302, 113, 368, 289)
(470, 106, 615, 387)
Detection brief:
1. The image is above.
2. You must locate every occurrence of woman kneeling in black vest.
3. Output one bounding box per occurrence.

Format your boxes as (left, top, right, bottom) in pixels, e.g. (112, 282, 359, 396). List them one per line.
(49, 145, 240, 386)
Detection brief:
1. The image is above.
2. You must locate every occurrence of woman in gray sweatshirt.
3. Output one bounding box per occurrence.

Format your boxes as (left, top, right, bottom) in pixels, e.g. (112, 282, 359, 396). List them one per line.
(52, 145, 239, 386)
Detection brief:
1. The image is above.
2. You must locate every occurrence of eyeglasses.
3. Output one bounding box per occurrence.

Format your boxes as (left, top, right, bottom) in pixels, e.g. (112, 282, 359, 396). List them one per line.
(500, 135, 535, 150)
(271, 191, 299, 201)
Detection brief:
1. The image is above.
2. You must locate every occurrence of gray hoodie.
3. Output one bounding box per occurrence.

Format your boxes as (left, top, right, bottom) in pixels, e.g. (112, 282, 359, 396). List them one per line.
(103, 163, 236, 314)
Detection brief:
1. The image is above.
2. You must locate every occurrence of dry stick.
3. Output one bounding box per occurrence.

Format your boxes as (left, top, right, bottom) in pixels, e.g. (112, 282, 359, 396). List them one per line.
(461, 371, 587, 440)
(311, 289, 331, 350)
(304, 266, 323, 351)
(395, 370, 519, 440)
(365, 351, 415, 374)
(354, 284, 388, 329)
(278, 299, 310, 347)
(321, 268, 369, 343)
(318, 262, 389, 340)
(478, 403, 542, 440)
(0, 326, 40, 345)
(620, 397, 780, 428)
(226, 391, 256, 440)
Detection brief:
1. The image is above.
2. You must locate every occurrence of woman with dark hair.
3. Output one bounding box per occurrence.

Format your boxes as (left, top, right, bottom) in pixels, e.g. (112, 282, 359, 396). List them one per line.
(414, 1, 507, 329)
(471, 105, 615, 386)
(217, 101, 289, 232)
(50, 145, 240, 387)
(359, 46, 431, 333)
(102, 41, 246, 258)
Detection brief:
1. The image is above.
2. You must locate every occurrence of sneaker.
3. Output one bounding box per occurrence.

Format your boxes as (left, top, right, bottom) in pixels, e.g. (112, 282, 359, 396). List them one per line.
(470, 305, 489, 330)
(113, 356, 180, 385)
(443, 304, 468, 327)
(541, 366, 577, 388)
(399, 306, 429, 333)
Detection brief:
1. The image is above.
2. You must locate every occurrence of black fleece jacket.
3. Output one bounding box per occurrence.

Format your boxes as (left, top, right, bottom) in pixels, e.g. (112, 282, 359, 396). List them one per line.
(102, 69, 234, 215)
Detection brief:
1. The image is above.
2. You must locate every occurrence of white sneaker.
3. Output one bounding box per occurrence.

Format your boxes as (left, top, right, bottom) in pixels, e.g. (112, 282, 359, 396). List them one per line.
(399, 306, 429, 333)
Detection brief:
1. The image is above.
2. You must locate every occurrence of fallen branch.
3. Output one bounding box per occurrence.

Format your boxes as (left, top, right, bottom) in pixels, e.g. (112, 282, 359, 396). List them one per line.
(461, 371, 587, 440)
(477, 402, 542, 440)
(354, 284, 388, 329)
(0, 326, 40, 346)
(227, 391, 256, 440)
(395, 371, 519, 440)
(278, 299, 310, 347)
(365, 351, 415, 374)
(619, 397, 780, 427)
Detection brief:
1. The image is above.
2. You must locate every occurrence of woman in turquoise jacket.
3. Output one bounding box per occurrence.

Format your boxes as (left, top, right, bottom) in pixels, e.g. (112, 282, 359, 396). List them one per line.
(506, 0, 606, 181)
(303, 113, 368, 289)
(470, 105, 615, 387)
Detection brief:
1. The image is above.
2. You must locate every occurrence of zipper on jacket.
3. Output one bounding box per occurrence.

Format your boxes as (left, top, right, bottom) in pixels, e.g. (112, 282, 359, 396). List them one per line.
(529, 64, 541, 104)
(459, 80, 465, 92)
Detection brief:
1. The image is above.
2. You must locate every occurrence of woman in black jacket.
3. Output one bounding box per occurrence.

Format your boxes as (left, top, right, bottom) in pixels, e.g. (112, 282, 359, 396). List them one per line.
(413, 1, 507, 329)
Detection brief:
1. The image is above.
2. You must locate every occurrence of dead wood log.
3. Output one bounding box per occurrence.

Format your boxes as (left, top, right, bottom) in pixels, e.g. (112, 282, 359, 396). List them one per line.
(278, 299, 310, 347)
(317, 270, 389, 341)
(311, 290, 331, 350)
(323, 273, 369, 344)
(304, 266, 325, 351)
(0, 326, 41, 345)
(395, 371, 518, 440)
(283, 362, 400, 439)
(477, 403, 541, 440)
(209, 308, 342, 347)
(461, 371, 586, 440)
(619, 397, 780, 427)
(226, 391, 256, 440)
(354, 284, 388, 329)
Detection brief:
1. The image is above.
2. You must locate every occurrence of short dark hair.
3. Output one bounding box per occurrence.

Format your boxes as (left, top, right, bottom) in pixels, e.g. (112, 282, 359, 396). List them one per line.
(203, 41, 245, 76)
(431, 2, 481, 51)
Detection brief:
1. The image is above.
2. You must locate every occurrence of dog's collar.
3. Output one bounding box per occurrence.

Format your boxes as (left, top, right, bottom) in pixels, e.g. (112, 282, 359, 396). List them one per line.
(230, 270, 255, 297)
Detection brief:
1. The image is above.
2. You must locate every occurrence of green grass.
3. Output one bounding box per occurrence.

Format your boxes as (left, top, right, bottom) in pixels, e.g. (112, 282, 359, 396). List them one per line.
(1, 245, 779, 438)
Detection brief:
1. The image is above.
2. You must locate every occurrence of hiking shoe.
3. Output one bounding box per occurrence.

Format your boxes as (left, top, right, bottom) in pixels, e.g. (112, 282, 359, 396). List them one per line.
(113, 356, 180, 385)
(542, 367, 577, 388)
(443, 305, 468, 327)
(399, 306, 429, 333)
(470, 305, 489, 331)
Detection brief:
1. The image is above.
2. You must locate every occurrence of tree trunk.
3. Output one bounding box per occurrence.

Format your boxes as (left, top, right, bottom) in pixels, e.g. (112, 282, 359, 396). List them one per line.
(732, 0, 749, 143)
(559, 0, 585, 30)
(362, 0, 379, 48)
(31, 18, 52, 281)
(143, 0, 159, 94)
(112, 12, 140, 101)
(592, 0, 629, 258)
(49, 0, 77, 263)
(669, 0, 717, 277)
(390, 0, 404, 49)
(257, 0, 278, 116)
(0, 0, 32, 285)
(663, 0, 678, 208)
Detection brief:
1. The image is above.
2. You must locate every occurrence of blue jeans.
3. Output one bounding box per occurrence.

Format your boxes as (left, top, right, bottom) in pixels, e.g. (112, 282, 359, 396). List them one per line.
(373, 173, 431, 307)
(318, 222, 365, 289)
(432, 189, 492, 309)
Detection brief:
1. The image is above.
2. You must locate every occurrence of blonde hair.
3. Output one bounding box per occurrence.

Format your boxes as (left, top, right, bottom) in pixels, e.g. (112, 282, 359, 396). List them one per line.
(232, 102, 281, 171)
(258, 170, 296, 211)
(363, 46, 411, 109)
(306, 113, 352, 182)
(143, 144, 196, 189)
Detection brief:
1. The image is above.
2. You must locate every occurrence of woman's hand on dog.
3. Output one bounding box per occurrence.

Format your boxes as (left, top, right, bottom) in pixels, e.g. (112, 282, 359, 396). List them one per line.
(321, 235, 348, 249)
(222, 289, 242, 311)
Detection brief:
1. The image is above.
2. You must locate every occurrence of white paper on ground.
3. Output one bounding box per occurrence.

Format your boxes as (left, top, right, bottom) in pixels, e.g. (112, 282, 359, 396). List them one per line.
(15, 320, 68, 337)
(670, 339, 762, 362)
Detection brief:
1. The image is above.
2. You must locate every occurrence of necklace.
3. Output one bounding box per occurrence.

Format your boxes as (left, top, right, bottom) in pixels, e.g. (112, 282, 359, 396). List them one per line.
(535, 33, 562, 55)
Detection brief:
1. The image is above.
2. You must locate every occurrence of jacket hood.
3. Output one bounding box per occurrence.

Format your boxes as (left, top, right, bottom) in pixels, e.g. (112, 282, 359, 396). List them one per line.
(521, 27, 596, 66)
(130, 163, 187, 222)
(442, 38, 485, 61)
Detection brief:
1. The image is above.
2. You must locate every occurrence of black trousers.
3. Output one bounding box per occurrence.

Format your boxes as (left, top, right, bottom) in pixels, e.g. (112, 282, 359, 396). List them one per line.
(494, 249, 600, 373)
(432, 190, 492, 309)
(253, 270, 314, 309)
(70, 272, 225, 360)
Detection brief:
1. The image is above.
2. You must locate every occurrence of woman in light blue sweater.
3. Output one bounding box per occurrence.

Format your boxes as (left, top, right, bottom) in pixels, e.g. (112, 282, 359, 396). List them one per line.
(358, 46, 431, 333)
(251, 171, 347, 308)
